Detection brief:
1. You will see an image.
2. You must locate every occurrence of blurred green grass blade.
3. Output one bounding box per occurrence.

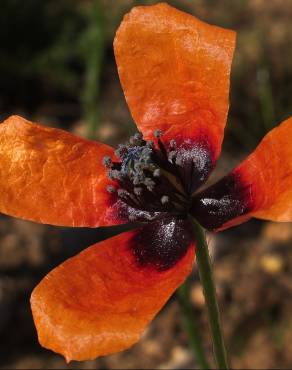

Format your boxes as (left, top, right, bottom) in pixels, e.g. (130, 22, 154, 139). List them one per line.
(177, 277, 211, 369)
(80, 0, 106, 139)
(257, 67, 275, 133)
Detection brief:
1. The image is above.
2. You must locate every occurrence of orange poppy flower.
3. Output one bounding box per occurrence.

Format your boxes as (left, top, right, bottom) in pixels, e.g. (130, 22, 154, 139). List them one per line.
(0, 2, 292, 362)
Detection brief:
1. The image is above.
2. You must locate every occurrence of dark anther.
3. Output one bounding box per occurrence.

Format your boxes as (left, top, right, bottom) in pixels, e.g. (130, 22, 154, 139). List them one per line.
(106, 185, 116, 193)
(170, 139, 177, 149)
(161, 195, 169, 204)
(146, 140, 154, 148)
(107, 170, 114, 179)
(108, 169, 124, 180)
(168, 151, 177, 162)
(102, 156, 112, 168)
(134, 132, 143, 140)
(117, 189, 128, 198)
(175, 154, 183, 166)
(128, 214, 136, 221)
(153, 169, 161, 177)
(154, 129, 163, 138)
(144, 177, 155, 191)
(133, 173, 145, 185)
(134, 187, 143, 196)
(115, 144, 127, 158)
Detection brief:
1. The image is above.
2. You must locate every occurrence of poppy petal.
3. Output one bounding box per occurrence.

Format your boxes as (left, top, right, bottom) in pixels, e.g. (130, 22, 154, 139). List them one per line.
(31, 218, 195, 361)
(114, 3, 236, 165)
(191, 117, 292, 230)
(0, 115, 119, 227)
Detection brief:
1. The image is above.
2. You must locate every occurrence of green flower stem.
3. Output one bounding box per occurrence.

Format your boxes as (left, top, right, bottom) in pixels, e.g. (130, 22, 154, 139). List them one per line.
(177, 279, 210, 369)
(190, 217, 229, 369)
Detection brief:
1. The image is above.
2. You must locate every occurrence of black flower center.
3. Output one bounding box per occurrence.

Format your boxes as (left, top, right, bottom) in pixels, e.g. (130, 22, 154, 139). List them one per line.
(103, 130, 193, 219)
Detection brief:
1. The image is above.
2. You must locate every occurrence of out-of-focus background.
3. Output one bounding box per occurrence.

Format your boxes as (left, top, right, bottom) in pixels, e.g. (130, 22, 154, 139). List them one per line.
(0, 0, 291, 369)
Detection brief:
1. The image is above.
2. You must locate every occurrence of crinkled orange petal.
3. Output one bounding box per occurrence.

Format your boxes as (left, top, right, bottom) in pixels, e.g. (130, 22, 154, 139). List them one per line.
(192, 117, 292, 230)
(114, 3, 236, 161)
(31, 225, 195, 362)
(238, 116, 292, 222)
(0, 115, 118, 227)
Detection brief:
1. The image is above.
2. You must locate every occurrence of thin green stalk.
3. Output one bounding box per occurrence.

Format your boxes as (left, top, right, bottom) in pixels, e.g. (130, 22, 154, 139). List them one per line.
(177, 278, 210, 369)
(190, 217, 229, 369)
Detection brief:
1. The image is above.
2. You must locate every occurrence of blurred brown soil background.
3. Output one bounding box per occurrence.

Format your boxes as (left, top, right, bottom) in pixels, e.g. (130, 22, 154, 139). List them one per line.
(0, 0, 292, 369)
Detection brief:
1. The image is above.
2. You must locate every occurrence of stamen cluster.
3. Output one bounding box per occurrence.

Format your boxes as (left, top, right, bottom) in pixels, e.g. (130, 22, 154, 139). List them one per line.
(102, 130, 190, 216)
